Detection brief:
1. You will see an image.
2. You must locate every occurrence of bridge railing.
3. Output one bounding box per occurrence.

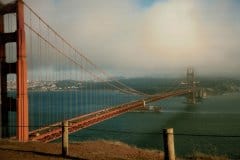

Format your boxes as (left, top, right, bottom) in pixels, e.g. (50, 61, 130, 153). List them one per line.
(2, 1, 192, 139)
(22, 2, 144, 133)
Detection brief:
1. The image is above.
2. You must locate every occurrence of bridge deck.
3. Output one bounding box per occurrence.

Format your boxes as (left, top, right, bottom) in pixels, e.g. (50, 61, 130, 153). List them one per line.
(29, 89, 191, 143)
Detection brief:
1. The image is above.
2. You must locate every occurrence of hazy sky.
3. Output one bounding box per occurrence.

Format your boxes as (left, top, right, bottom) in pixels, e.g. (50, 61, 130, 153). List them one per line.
(3, 0, 240, 78)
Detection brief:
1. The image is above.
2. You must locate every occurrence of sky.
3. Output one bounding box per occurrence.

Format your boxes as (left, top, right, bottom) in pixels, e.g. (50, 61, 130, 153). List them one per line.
(2, 0, 240, 78)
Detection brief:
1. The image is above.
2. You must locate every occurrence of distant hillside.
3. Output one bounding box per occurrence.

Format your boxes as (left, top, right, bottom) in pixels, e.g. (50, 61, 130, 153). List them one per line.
(8, 77, 240, 95)
(119, 77, 240, 95)
(197, 77, 240, 95)
(118, 77, 182, 94)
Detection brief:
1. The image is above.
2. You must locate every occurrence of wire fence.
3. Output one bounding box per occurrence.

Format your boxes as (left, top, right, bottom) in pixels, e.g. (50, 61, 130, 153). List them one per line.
(5, 124, 240, 138)
(2, 124, 240, 159)
(5, 123, 240, 138)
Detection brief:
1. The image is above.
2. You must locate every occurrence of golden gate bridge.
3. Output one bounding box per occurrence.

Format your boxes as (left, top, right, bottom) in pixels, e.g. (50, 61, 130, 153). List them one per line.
(0, 0, 199, 143)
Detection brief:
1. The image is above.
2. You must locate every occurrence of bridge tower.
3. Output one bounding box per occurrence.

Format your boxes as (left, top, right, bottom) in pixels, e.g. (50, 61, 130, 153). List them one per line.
(186, 67, 196, 104)
(0, 0, 29, 142)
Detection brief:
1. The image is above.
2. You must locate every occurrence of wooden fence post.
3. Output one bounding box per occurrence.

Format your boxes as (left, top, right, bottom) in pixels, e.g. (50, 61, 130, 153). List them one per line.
(163, 128, 175, 160)
(62, 121, 68, 157)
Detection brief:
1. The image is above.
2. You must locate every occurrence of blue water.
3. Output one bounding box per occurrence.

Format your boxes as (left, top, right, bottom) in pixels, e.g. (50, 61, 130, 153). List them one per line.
(8, 91, 240, 158)
(27, 90, 138, 130)
(69, 93, 240, 158)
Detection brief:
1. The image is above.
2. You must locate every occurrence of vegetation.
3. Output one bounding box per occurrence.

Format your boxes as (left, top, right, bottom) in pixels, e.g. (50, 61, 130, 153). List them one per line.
(185, 151, 229, 160)
(120, 77, 240, 95)
(0, 140, 230, 160)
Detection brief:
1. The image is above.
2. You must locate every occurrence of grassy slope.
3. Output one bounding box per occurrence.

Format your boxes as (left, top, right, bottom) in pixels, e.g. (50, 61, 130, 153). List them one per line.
(0, 140, 229, 160)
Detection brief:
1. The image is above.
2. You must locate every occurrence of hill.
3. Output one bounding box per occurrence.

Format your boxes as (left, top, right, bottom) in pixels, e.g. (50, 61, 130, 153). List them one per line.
(0, 140, 228, 160)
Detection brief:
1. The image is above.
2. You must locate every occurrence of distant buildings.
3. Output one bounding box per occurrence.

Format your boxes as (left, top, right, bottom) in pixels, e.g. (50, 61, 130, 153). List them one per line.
(7, 80, 83, 91)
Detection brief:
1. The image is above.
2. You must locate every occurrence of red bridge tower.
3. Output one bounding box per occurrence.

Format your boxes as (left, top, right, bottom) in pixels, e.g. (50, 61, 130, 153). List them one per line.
(0, 0, 29, 142)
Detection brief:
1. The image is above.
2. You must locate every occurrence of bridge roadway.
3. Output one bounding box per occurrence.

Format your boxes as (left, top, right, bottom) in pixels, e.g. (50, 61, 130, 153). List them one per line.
(29, 89, 192, 143)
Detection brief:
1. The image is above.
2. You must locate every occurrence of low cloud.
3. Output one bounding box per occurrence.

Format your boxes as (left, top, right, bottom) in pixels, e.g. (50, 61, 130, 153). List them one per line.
(7, 0, 240, 77)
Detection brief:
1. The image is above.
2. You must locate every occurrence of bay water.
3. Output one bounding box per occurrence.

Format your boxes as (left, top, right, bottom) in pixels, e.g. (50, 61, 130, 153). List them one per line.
(8, 91, 240, 158)
(69, 92, 240, 158)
